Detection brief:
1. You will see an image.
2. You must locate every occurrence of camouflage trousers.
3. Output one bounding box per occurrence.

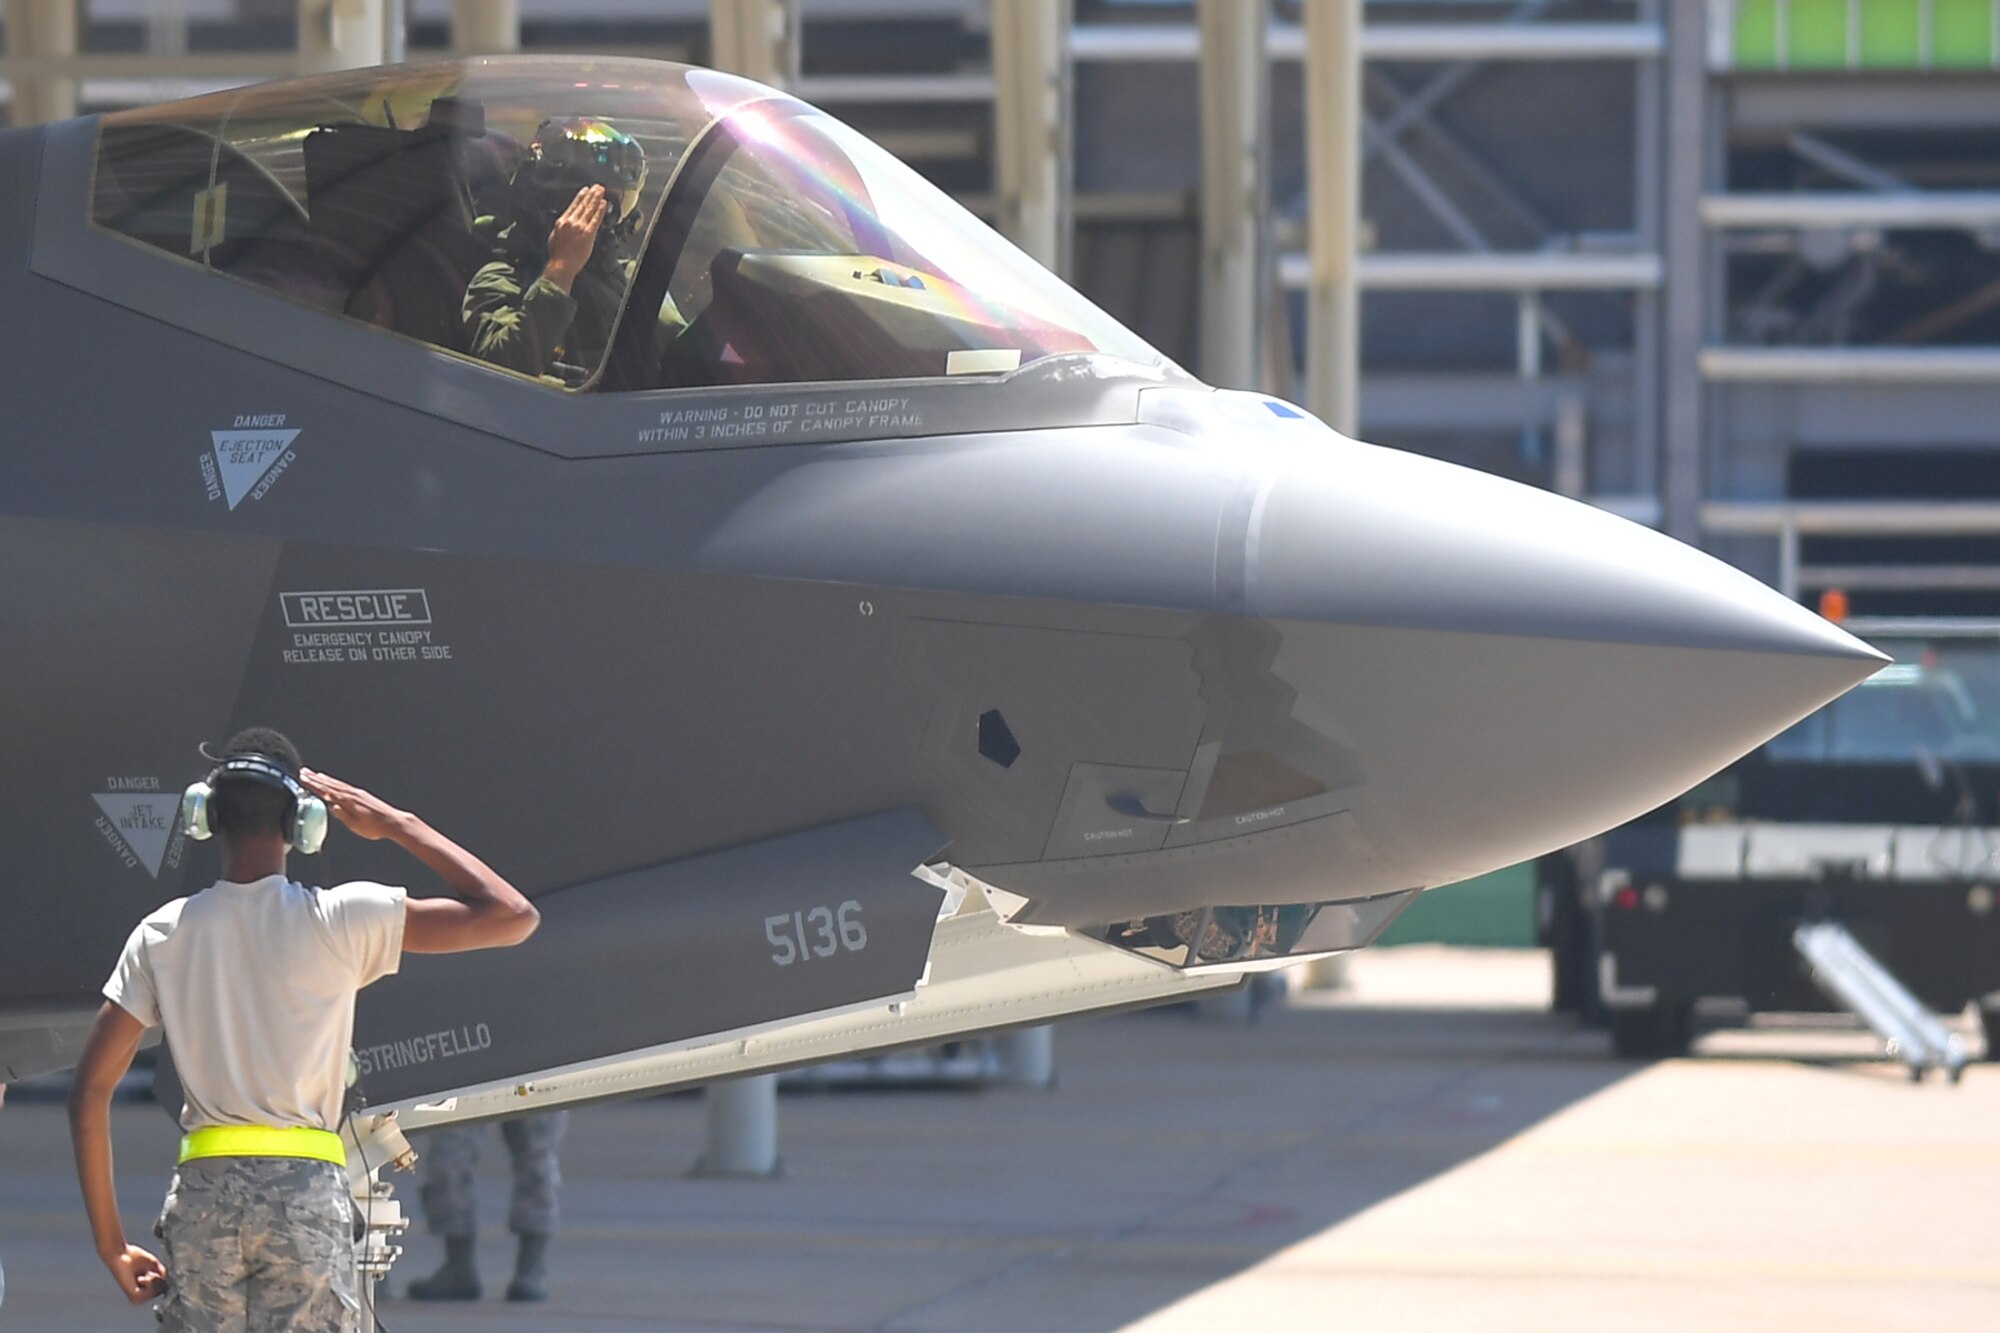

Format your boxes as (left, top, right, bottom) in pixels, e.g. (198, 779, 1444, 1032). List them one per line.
(419, 1111, 568, 1239)
(153, 1157, 359, 1333)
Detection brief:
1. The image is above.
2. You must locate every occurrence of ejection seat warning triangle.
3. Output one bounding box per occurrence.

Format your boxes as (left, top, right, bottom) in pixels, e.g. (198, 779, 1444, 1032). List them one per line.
(93, 793, 176, 877)
(211, 428, 301, 509)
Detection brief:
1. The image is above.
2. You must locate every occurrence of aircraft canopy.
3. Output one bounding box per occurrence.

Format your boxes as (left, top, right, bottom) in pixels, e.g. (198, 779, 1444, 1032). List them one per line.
(89, 57, 1167, 393)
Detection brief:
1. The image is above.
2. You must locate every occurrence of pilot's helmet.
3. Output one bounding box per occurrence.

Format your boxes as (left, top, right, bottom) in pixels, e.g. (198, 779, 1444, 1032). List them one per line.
(523, 117, 648, 223)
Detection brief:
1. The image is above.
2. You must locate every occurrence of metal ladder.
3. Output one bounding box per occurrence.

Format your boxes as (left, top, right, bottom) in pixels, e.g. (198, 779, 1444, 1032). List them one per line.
(1793, 921, 1968, 1082)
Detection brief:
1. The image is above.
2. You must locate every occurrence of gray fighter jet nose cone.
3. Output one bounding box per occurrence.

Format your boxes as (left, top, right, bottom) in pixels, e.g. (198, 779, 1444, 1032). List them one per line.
(1249, 437, 1882, 664)
(1243, 438, 1886, 887)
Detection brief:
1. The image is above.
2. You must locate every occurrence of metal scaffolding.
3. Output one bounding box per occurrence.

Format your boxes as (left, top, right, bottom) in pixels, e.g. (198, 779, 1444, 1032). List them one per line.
(8, 1, 1997, 612)
(2, 0, 77, 125)
(1195, 0, 1269, 390)
(1301, 0, 1360, 433)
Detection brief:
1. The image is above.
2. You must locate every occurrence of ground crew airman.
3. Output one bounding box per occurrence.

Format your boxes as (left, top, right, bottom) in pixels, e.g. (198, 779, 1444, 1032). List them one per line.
(405, 1110, 568, 1302)
(67, 727, 541, 1331)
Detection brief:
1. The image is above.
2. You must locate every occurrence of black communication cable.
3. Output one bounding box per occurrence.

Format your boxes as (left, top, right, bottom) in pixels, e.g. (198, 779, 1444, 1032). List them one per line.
(322, 831, 391, 1332)
(348, 1112, 391, 1333)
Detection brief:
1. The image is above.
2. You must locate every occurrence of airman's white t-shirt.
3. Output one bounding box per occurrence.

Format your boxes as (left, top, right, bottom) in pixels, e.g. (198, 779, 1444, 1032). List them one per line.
(104, 875, 406, 1132)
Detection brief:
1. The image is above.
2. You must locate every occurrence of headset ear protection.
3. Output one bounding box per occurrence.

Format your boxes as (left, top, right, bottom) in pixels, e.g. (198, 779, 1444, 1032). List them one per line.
(181, 754, 328, 855)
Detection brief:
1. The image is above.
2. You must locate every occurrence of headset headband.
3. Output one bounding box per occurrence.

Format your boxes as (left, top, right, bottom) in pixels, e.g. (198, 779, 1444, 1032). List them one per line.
(209, 753, 305, 801)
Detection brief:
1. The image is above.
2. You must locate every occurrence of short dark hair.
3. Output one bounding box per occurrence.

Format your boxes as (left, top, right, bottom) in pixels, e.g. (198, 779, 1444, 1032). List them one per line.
(209, 727, 304, 842)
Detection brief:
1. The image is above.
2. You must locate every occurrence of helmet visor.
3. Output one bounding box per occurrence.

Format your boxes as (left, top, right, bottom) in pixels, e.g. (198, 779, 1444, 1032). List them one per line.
(532, 117, 647, 219)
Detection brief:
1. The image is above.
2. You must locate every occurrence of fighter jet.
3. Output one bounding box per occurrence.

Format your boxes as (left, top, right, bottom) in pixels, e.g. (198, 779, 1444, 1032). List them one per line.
(0, 56, 1882, 1122)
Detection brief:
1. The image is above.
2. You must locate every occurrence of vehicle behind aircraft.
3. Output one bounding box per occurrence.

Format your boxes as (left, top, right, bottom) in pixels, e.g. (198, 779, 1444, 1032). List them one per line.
(1542, 628, 2000, 1060)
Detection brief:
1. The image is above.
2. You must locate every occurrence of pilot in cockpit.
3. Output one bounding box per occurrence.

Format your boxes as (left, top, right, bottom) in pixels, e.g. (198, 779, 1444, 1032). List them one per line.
(462, 117, 646, 383)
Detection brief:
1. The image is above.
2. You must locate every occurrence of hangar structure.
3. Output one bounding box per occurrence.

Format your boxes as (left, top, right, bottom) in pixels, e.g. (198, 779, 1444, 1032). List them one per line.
(7, 2, 2000, 615)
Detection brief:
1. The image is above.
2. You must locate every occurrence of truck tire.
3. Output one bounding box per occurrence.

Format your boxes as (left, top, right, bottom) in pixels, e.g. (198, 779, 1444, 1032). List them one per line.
(1609, 1001, 1693, 1060)
(1540, 859, 1591, 1017)
(1981, 1005, 2000, 1061)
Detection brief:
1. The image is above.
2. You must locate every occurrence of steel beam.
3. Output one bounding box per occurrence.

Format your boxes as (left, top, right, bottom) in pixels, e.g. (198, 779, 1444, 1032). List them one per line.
(709, 0, 801, 89)
(451, 0, 520, 55)
(1631, 0, 1665, 502)
(1303, 0, 1361, 435)
(1702, 193, 2000, 230)
(3, 0, 77, 126)
(1553, 393, 1588, 498)
(1196, 0, 1269, 389)
(1701, 347, 2000, 382)
(0, 52, 278, 81)
(1843, 617, 2000, 638)
(1278, 250, 1662, 292)
(1359, 372, 1589, 430)
(995, 1024, 1055, 1088)
(1785, 131, 1909, 194)
(1702, 501, 2000, 535)
(382, 0, 406, 65)
(298, 0, 387, 75)
(1069, 22, 1665, 64)
(989, 0, 1071, 274)
(0, 60, 966, 98)
(1796, 566, 2000, 592)
(693, 1074, 779, 1177)
(1351, 22, 1666, 62)
(1660, 2, 1709, 543)
(793, 72, 995, 103)
(1730, 79, 2000, 130)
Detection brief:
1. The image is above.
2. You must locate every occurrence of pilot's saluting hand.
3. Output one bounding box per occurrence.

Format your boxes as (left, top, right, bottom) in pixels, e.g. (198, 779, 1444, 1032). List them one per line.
(541, 184, 609, 296)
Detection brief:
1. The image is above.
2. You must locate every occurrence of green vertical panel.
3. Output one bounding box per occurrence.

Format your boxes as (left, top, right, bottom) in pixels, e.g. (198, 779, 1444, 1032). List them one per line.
(1374, 863, 1536, 948)
(1735, 0, 1783, 67)
(1860, 0, 1923, 65)
(1934, 0, 1997, 66)
(1789, 0, 1854, 66)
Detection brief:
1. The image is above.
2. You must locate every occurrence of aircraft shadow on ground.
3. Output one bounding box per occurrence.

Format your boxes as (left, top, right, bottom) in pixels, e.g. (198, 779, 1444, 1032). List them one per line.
(849, 1001, 1641, 1333)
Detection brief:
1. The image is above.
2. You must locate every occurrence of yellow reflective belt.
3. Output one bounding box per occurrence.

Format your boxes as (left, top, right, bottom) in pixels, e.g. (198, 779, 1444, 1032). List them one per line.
(178, 1125, 346, 1166)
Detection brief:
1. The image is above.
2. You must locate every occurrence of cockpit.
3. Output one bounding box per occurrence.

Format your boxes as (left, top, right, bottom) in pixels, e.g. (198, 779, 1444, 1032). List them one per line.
(87, 57, 1166, 393)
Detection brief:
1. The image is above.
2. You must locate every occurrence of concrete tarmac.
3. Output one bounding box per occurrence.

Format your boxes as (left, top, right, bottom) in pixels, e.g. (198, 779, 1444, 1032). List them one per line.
(4, 947, 1997, 1331)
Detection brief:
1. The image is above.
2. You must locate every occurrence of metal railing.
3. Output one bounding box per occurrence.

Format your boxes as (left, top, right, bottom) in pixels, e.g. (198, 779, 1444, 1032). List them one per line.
(1702, 500, 2000, 599)
(1277, 249, 1662, 293)
(1070, 21, 1665, 64)
(1701, 191, 2000, 230)
(1701, 347, 2000, 382)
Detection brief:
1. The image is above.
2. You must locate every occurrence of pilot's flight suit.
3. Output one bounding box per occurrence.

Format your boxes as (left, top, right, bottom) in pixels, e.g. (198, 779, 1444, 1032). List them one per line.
(462, 215, 628, 382)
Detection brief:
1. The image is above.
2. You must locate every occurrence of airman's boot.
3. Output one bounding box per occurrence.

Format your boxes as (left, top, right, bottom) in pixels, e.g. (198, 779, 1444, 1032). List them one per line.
(507, 1232, 551, 1302)
(406, 1235, 481, 1301)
